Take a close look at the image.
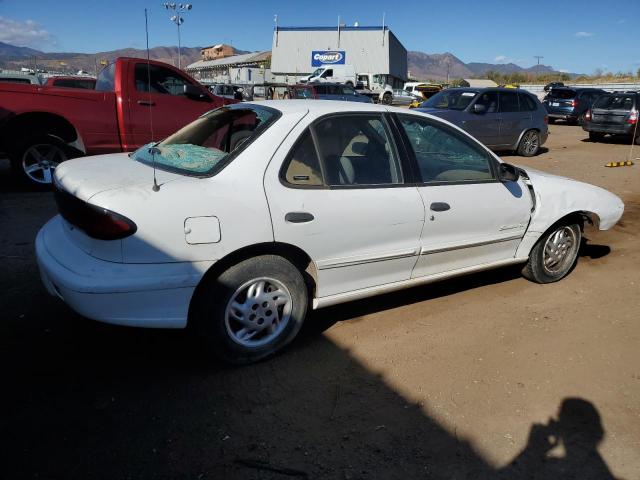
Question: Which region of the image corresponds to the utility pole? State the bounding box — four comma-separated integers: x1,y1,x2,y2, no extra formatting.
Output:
163,3,193,70
534,55,544,80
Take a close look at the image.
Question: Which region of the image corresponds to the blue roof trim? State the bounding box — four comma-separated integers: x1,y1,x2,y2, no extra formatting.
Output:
275,26,388,31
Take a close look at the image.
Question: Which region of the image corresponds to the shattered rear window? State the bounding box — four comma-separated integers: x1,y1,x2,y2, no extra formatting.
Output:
132,105,280,176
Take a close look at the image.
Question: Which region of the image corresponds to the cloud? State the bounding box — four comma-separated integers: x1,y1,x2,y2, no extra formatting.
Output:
574,31,594,37
559,69,569,73
494,55,511,63
0,16,55,48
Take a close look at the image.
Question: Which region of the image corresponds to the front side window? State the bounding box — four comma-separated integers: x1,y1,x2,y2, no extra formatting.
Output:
132,105,279,176
474,91,499,113
134,63,191,95
423,90,479,110
499,91,520,112
313,115,403,186
398,115,494,183
321,69,333,78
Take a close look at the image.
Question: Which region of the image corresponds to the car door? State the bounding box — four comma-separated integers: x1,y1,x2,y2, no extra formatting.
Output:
263,112,425,298
127,62,213,148
394,113,532,278
462,91,501,146
498,90,528,146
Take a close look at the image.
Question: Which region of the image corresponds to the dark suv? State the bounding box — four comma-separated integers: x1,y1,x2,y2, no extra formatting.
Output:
542,87,605,124
582,91,639,144
417,87,548,156
287,83,372,103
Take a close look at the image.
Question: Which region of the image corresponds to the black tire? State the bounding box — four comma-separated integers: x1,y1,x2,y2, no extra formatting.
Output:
522,221,582,284
345,81,354,88
9,133,72,187
192,255,308,364
382,93,392,105
516,129,540,157
589,131,605,142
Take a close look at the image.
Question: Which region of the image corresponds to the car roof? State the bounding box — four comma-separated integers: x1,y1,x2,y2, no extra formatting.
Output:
245,99,432,116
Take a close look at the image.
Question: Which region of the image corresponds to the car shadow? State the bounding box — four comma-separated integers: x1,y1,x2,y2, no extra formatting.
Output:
580,136,636,146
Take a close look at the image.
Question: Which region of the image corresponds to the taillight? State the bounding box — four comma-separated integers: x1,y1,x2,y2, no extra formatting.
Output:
627,110,638,124
571,99,578,108
585,110,592,121
54,187,137,240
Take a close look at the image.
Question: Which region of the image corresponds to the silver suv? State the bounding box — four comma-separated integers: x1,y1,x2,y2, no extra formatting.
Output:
417,88,549,156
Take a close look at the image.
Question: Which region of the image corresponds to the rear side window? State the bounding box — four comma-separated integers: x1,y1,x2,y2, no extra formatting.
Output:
499,91,520,112
282,130,324,187
96,63,115,91
314,85,328,95
519,93,537,111
313,115,403,186
398,115,494,183
474,92,499,113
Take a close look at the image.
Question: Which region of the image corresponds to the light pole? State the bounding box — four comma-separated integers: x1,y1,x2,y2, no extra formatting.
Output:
163,3,192,70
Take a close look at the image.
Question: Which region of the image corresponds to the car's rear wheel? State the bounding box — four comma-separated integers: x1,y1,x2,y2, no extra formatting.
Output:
517,130,540,157
192,255,308,364
522,221,581,284
382,92,392,105
10,134,72,187
589,131,605,142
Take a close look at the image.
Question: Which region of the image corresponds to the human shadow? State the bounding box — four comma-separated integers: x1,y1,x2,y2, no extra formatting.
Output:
497,398,618,480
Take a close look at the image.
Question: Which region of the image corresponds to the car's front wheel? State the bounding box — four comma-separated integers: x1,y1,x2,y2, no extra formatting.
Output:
193,255,308,364
517,129,540,157
522,221,582,283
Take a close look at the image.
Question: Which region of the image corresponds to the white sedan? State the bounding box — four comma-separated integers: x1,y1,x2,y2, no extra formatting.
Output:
36,101,624,363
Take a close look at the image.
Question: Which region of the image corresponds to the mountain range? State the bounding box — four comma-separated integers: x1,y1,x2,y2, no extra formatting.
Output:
0,41,574,79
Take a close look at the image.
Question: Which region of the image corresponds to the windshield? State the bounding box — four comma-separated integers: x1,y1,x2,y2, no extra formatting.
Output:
593,94,634,111
423,90,478,110
132,105,280,176
310,68,324,78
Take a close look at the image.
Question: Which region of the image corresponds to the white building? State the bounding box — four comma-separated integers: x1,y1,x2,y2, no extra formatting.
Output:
270,25,408,87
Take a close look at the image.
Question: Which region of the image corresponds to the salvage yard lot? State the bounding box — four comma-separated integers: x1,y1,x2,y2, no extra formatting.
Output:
0,124,639,478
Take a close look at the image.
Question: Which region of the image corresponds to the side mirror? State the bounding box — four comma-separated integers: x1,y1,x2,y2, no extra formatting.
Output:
498,163,520,182
472,103,486,114
184,84,205,100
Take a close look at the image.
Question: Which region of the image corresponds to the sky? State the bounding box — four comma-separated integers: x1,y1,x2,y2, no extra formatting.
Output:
0,0,638,74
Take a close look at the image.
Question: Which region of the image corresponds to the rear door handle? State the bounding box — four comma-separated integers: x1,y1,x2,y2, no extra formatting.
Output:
137,100,155,106
430,202,450,212
285,212,315,223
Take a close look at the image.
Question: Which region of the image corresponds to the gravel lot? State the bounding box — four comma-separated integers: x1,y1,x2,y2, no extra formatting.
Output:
0,124,639,479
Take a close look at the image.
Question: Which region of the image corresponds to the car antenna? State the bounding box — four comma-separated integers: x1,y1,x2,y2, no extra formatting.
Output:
145,8,160,192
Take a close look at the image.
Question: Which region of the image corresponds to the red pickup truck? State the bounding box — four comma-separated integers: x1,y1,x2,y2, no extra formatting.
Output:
0,57,232,186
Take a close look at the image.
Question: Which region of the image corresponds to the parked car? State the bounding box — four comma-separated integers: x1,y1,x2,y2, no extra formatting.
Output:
543,81,565,92
299,64,356,86
36,101,624,364
0,57,233,186
210,84,245,101
287,83,372,103
0,73,41,85
43,76,96,89
417,87,548,156
542,87,605,124
582,92,640,144
392,89,419,106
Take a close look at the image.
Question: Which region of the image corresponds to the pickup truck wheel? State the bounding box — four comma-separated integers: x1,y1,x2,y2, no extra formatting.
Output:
517,130,540,157
192,255,308,364
522,222,581,284
10,134,71,187
382,92,392,105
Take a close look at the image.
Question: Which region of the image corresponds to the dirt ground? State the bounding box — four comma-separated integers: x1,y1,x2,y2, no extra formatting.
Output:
0,124,639,479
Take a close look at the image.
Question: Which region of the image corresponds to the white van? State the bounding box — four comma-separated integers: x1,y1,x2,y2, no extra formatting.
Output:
300,65,356,86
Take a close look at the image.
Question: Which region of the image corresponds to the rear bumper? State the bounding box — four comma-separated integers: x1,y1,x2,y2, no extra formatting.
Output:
36,216,214,328
583,123,634,135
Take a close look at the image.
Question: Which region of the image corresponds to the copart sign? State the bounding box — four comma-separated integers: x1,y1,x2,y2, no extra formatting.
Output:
311,51,346,67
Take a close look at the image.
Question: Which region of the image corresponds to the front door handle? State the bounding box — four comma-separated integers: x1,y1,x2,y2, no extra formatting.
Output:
137,100,156,106
285,212,315,223
430,202,451,212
